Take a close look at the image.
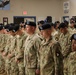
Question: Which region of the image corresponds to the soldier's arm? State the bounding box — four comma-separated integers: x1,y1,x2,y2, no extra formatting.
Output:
0,35,5,52
34,38,41,75
62,36,71,58
2,35,11,56
35,38,41,68
4,36,12,56
52,42,63,75
16,36,26,60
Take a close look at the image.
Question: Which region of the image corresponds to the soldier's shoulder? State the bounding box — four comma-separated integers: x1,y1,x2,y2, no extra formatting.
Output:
59,33,63,38
33,33,42,41
15,35,20,39
69,51,76,56
49,39,59,47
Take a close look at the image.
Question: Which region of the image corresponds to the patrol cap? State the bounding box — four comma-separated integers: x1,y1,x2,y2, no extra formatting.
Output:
8,26,14,31
4,25,10,29
38,20,44,25
0,25,3,30
0,25,5,30
55,21,60,24
71,34,76,41
51,23,54,26
0,23,3,25
5,25,10,32
64,20,69,25
70,21,75,24
58,23,67,29
70,18,75,21
26,21,36,27
39,23,51,30
64,20,69,27
13,25,20,32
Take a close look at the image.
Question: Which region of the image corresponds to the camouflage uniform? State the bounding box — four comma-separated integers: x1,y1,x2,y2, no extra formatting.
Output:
39,36,63,75
67,51,76,75
51,29,59,41
24,33,41,75
0,33,6,75
52,29,61,41
68,27,76,34
59,31,71,75
4,34,12,75
15,33,27,75
10,35,19,75
4,34,15,75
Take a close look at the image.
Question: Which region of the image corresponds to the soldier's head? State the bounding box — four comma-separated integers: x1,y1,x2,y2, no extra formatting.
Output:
4,25,11,34
25,21,36,35
71,34,76,51
37,20,44,27
19,22,25,32
0,25,5,34
39,23,52,39
59,23,68,34
54,21,60,29
13,24,22,35
70,21,75,28
7,25,15,36
64,20,69,28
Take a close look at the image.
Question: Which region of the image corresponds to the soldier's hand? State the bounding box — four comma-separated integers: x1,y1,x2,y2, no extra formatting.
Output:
2,52,7,56
17,60,20,63
15,58,20,63
7,54,12,59
36,69,40,75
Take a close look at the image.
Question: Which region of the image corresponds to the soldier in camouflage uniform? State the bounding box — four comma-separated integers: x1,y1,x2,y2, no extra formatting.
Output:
24,21,41,75
59,23,72,75
68,20,76,34
67,34,76,75
9,25,20,75
38,23,63,75
37,20,45,41
51,23,59,41
4,25,19,75
3,25,16,75
15,24,27,75
0,25,6,75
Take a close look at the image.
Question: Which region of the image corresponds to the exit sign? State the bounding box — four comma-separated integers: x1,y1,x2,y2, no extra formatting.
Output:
23,11,27,15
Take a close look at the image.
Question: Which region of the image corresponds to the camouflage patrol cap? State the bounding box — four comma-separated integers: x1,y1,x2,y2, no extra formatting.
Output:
26,21,36,27
71,34,76,41
39,23,51,30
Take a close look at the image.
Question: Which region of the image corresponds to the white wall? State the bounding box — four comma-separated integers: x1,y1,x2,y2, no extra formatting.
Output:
0,0,63,23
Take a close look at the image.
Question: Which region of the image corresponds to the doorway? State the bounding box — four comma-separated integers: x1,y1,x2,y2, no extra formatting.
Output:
13,16,36,24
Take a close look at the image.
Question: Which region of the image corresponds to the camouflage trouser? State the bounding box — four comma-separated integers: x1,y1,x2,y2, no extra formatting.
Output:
40,68,55,75
0,54,6,75
68,72,76,75
18,61,25,75
0,72,7,75
5,59,11,75
25,68,36,75
63,58,68,75
10,58,19,75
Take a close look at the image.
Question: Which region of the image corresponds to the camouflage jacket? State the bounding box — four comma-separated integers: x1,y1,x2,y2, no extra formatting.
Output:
39,36,63,75
24,33,41,69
